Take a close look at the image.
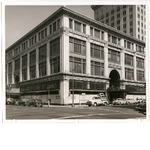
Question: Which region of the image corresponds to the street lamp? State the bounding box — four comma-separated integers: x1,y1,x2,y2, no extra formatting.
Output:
71,64,81,107
8,84,12,98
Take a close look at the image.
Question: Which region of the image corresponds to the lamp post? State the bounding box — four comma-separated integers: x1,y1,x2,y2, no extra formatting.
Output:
8,84,12,98
71,64,81,107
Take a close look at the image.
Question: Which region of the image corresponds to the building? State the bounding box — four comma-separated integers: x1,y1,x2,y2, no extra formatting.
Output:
91,5,146,41
5,6,146,105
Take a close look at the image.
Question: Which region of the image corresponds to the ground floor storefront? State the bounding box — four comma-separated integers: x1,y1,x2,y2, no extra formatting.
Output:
18,73,146,105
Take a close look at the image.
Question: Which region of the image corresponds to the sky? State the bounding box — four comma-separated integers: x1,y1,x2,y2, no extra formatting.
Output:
5,5,94,49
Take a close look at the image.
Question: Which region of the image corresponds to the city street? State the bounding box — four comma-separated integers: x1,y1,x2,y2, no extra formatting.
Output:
6,104,146,120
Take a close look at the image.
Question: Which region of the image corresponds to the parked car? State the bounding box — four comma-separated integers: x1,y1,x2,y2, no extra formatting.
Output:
136,98,145,103
28,99,43,107
112,98,126,105
86,96,108,107
22,99,29,106
15,99,26,106
136,101,146,112
6,98,13,105
125,99,136,105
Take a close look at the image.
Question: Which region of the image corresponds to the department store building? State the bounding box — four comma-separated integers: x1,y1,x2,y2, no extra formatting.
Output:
5,6,146,104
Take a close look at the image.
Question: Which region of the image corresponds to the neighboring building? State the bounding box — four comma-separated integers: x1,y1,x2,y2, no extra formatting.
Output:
91,5,146,41
5,6,146,105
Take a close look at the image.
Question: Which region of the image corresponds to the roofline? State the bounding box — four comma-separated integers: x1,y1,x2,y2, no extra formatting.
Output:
91,5,103,11
6,5,145,53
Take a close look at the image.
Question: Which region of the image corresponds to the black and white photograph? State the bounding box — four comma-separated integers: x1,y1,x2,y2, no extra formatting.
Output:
1,1,150,150
4,4,148,121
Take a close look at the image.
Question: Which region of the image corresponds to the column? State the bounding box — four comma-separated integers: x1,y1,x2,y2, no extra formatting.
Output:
27,53,30,80
61,33,69,73
134,55,137,81
104,31,108,41
121,51,125,80
47,42,50,75
36,48,39,78
62,15,69,28
60,80,69,105
20,56,22,82
133,43,136,52
12,60,15,84
86,40,90,75
104,46,108,78
120,38,124,47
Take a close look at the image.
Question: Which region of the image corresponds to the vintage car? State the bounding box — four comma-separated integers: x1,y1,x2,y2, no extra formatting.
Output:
136,101,146,112
125,99,136,105
112,98,126,105
15,99,26,106
28,99,43,107
6,98,14,105
86,96,108,107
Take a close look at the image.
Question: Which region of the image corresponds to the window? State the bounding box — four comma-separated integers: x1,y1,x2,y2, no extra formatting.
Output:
106,13,109,17
50,25,52,34
137,70,144,81
137,7,140,11
136,57,144,68
117,20,120,24
111,22,114,27
136,45,144,53
138,14,140,18
130,14,133,19
8,62,12,74
130,28,133,33
14,46,20,55
125,68,134,80
106,19,109,24
123,5,126,9
69,56,86,74
22,54,27,68
130,21,133,26
123,17,126,22
50,37,60,57
141,30,143,34
127,41,131,49
8,51,12,60
123,24,126,28
90,43,104,59
69,37,86,55
101,31,104,40
8,74,12,84
117,26,120,30
117,14,120,18
90,27,93,36
94,29,100,38
74,21,81,32
39,44,47,61
83,24,86,33
22,41,28,51
15,58,20,71
108,49,120,63
125,54,133,66
111,10,114,14
141,9,143,14
111,16,114,21
57,19,60,30
38,28,47,41
117,7,120,12
53,22,56,32
129,7,133,12
138,21,140,25
30,50,36,66
39,61,46,77
29,35,36,46
112,36,117,44
138,35,140,39
50,57,60,74
22,68,27,81
91,61,104,76
123,10,126,15
141,23,143,27
69,19,73,29
30,65,36,79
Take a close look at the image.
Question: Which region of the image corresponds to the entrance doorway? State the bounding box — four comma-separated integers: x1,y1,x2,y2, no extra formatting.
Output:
109,70,120,88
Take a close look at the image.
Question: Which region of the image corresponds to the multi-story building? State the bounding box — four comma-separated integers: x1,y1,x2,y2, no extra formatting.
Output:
91,5,146,41
5,6,146,105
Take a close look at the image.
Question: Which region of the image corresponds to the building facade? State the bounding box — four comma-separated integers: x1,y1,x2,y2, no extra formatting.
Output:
91,5,146,41
5,6,146,105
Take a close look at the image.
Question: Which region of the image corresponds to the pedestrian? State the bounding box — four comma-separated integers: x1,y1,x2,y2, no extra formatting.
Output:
48,99,51,107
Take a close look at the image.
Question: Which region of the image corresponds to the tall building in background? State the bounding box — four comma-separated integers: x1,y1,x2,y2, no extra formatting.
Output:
91,5,146,41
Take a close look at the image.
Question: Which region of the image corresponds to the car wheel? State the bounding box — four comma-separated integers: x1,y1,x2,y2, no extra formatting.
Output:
104,103,107,106
93,103,97,107
88,105,91,107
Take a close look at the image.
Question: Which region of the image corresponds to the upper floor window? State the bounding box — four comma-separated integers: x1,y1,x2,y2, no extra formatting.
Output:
111,10,114,14
39,44,47,61
22,41,28,51
129,7,133,12
117,7,120,12
83,24,86,34
74,21,81,32
8,51,13,60
108,49,120,63
50,37,60,57
15,58,20,71
136,57,144,69
125,54,133,66
69,19,73,29
22,54,27,68
38,28,47,41
14,46,20,55
94,29,100,38
136,45,144,53
8,62,12,73
90,27,93,36
29,35,36,46
30,50,36,66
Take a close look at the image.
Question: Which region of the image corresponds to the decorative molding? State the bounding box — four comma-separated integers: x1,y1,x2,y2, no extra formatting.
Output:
108,63,121,70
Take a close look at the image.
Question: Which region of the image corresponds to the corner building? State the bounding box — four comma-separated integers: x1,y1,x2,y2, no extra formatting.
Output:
5,6,146,105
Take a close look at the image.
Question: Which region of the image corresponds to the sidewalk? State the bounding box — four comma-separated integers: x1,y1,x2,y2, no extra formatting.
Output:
42,104,87,108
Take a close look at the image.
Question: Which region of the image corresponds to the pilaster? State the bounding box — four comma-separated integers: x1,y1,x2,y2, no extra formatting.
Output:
47,42,50,75
134,55,137,81
86,40,91,75
12,60,15,84
121,51,125,80
36,48,39,78
27,53,30,80
104,46,108,77
20,56,22,82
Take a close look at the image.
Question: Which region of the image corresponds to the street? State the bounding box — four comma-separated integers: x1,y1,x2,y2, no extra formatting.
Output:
6,104,146,120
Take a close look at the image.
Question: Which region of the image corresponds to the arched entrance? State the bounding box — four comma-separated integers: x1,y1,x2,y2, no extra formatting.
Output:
15,75,20,84
109,70,120,88
107,70,121,103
